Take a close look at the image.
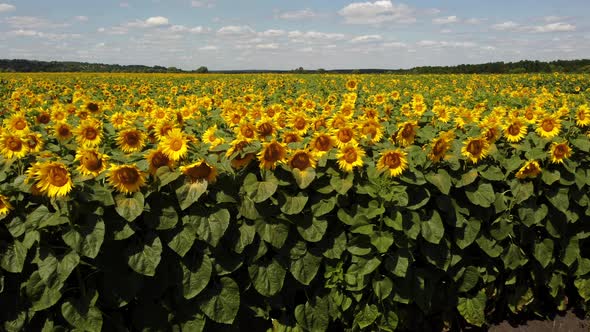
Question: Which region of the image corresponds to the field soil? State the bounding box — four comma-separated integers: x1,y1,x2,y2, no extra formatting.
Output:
488,311,590,332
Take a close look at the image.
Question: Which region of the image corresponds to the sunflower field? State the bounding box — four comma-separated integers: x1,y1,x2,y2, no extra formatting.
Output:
0,72,589,331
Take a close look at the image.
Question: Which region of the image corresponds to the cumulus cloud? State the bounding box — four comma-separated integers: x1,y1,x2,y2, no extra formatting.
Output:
7,29,81,40
417,40,477,48
338,0,416,24
199,45,218,51
288,30,346,41
0,3,16,12
492,21,575,33
492,21,520,31
217,25,255,36
532,22,575,33
126,16,169,28
278,8,317,20
169,25,209,33
350,34,383,43
432,16,459,24
256,43,279,49
382,41,407,48
258,29,286,37
3,16,70,29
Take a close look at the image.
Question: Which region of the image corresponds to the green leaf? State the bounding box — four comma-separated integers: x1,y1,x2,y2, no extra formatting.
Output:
533,239,554,268
547,187,569,214
476,234,503,258
246,178,278,203
167,225,196,257
295,298,330,332
466,183,495,208
239,196,260,220
386,249,412,278
426,169,451,194
199,277,240,325
370,231,394,253
234,222,256,254
563,237,579,267
290,251,322,285
502,243,528,270
330,172,354,195
571,137,590,152
127,234,162,276
455,218,481,249
61,292,102,332
372,276,393,300
292,168,316,189
311,197,336,217
26,271,63,312
62,218,105,259
542,169,561,185
248,258,286,297
575,277,590,301
181,254,212,299
281,193,308,215
176,180,208,210
355,304,380,329
455,169,478,188
479,165,504,181
457,290,487,327
457,266,480,293
421,210,445,244
511,181,534,205
296,217,328,242
0,240,27,273
518,204,548,227
115,192,144,222
255,218,290,249
194,209,230,247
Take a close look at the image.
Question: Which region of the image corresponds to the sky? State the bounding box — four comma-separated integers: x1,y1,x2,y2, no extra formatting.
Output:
0,0,589,70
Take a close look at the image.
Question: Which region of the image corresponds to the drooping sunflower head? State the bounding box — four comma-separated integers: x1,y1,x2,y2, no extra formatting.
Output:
395,121,418,147
226,139,256,170
428,131,455,163
461,137,490,164
504,118,528,143
25,132,44,153
0,194,12,217
288,150,317,171
309,132,335,157
53,122,73,141
0,133,28,159
282,131,302,144
535,116,561,139
377,149,408,177
31,161,73,198
145,148,174,175
359,119,383,143
154,120,179,141
237,122,257,141
258,140,287,170
108,164,146,194
515,160,542,179
202,124,225,149
336,143,365,173
75,148,108,177
549,142,572,164
75,119,103,147
180,160,218,183
160,128,188,161
117,128,146,153
256,118,276,140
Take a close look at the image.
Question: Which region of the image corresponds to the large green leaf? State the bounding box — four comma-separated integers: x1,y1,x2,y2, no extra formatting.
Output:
61,292,102,332
181,254,212,299
281,193,308,215
256,218,290,249
115,192,144,222
248,258,286,296
466,182,495,208
176,180,208,210
62,217,105,259
193,209,230,247
421,210,444,244
533,239,554,268
167,225,197,257
295,298,330,332
457,266,480,293
426,169,451,195
199,277,240,325
127,234,162,276
355,304,380,329
0,240,27,273
372,276,393,300
457,290,487,327
296,217,328,242
455,218,481,250
290,251,322,285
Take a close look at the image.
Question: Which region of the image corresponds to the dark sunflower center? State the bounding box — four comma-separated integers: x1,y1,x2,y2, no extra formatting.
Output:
294,117,307,130
264,143,284,162
554,145,567,158
315,135,332,151
14,119,27,130
82,153,102,171
58,126,71,137
37,113,51,124
343,147,358,163
314,119,326,131
86,102,99,112
124,132,140,146
170,139,183,151
291,152,311,170
151,152,170,168
119,168,139,185
383,153,401,169
401,124,414,139
467,140,483,155
185,163,212,181
508,123,521,136
337,128,354,143
332,117,346,129
7,137,22,151
84,127,98,140
579,111,586,120
257,123,274,137
49,167,69,187
362,124,377,138
542,119,554,132
284,133,299,144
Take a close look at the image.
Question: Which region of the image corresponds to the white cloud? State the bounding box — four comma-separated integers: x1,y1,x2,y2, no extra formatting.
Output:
532,22,575,33
492,21,520,31
417,40,477,48
258,29,286,37
74,16,88,22
256,43,279,49
288,30,346,41
433,16,459,24
169,25,209,33
382,41,407,48
191,0,215,8
97,26,128,35
217,25,255,36
9,29,37,37
440,29,452,34
465,18,484,25
199,45,218,51
543,16,564,23
3,16,70,29
7,29,81,40
278,8,317,20
338,0,416,24
145,16,168,27
0,3,16,12
350,34,382,43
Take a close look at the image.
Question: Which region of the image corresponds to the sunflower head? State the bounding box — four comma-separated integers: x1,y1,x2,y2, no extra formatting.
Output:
108,164,146,194
336,143,365,173
54,122,73,141
146,148,175,175
549,142,572,164
515,160,542,179
310,132,335,157
461,137,490,164
36,111,51,125
258,140,287,170
536,116,561,139
0,133,28,159
117,128,146,153
75,148,108,177
377,149,408,177
0,194,12,217
180,160,218,183
504,118,527,143
288,150,317,171
75,119,103,147
575,105,590,127
202,125,224,149
396,121,418,147
282,131,302,144
30,161,73,198
160,128,188,161
428,131,455,163
5,112,30,134
25,132,44,153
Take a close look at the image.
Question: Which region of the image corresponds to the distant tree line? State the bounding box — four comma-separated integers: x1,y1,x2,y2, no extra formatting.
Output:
1,58,589,74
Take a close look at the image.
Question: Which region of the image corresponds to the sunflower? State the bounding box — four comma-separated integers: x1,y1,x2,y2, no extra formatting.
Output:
515,160,542,179
461,137,490,164
282,131,302,144
258,140,287,170
345,79,358,91
236,122,257,141
117,128,146,153
36,111,51,125
327,114,349,130
25,132,44,153
483,126,501,143
504,118,528,143
288,150,317,171
0,133,28,159
75,148,108,177
377,149,408,177
154,120,178,141
334,127,357,148
145,148,174,175
337,143,365,173
51,107,68,123
226,139,256,170
110,112,129,130
202,125,225,149
433,105,451,123
160,128,188,161
549,142,572,164
309,132,335,158
359,118,383,143
180,160,218,183
75,119,103,147
575,105,590,127
85,101,101,114
256,118,276,140
535,116,561,139
338,102,356,118
288,112,309,135
428,131,455,163
395,121,418,147
30,161,73,198
53,122,73,141
0,194,12,217
108,164,146,194
4,112,30,134
312,116,327,131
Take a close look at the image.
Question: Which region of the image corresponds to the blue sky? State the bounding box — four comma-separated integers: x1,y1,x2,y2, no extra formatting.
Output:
0,0,589,70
